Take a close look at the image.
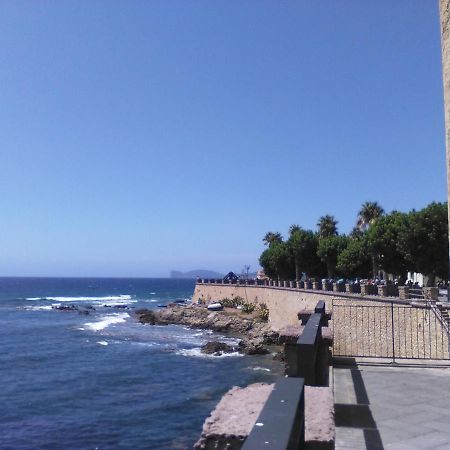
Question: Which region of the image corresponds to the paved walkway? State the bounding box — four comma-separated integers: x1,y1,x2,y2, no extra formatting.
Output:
334,360,450,449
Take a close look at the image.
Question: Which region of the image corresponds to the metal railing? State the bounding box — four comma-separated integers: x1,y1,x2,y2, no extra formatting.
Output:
332,300,450,361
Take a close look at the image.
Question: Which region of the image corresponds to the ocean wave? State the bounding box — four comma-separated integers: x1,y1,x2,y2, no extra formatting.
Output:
175,348,243,358
97,341,109,346
252,367,271,372
26,295,135,305
84,313,130,332
20,305,56,311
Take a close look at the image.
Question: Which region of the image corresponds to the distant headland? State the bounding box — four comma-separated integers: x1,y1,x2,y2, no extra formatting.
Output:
170,270,224,279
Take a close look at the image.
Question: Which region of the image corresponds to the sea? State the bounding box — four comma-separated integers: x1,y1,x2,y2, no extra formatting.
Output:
0,277,282,450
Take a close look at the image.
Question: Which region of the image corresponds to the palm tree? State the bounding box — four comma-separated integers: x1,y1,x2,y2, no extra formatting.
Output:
357,201,384,231
356,201,384,277
288,224,301,236
317,215,338,238
263,231,283,247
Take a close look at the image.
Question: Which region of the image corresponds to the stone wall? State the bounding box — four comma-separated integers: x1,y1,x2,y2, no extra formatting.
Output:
193,283,343,330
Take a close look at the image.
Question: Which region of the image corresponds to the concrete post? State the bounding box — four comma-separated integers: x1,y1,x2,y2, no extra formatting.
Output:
423,287,439,300
377,285,388,297
345,283,353,294
440,0,450,289
312,281,322,290
398,286,410,300
361,284,371,296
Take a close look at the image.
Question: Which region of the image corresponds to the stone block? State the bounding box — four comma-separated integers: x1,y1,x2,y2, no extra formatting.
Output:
398,286,410,300
423,287,439,300
313,281,322,290
305,386,335,450
194,383,274,450
377,285,388,297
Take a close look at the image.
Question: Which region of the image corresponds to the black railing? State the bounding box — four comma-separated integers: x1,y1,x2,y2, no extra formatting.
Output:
243,301,329,449
333,300,450,361
242,377,305,450
285,300,329,385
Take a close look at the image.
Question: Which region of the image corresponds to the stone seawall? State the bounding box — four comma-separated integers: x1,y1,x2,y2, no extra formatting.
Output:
192,283,342,330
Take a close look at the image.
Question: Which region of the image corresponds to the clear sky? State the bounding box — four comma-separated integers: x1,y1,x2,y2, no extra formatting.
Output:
0,1,446,277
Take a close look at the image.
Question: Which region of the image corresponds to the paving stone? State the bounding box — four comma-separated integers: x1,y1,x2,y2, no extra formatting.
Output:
334,363,450,449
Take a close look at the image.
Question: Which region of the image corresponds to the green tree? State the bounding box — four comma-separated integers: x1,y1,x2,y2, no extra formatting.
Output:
317,215,338,238
398,202,448,286
366,211,410,278
336,236,372,279
262,231,283,247
317,235,349,278
288,229,325,280
356,201,385,277
259,242,294,280
357,201,385,231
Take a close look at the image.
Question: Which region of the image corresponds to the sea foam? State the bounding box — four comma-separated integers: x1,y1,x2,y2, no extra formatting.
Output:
175,348,243,358
26,295,135,305
84,313,130,332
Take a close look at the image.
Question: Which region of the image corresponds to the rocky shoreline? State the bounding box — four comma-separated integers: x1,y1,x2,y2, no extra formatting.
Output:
135,304,281,356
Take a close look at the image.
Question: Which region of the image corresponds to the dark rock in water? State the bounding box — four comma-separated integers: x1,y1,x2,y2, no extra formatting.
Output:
157,304,167,308
273,350,285,362
174,299,186,304
78,310,90,315
135,309,162,325
239,343,270,355
52,305,78,311
113,304,128,309
201,341,234,355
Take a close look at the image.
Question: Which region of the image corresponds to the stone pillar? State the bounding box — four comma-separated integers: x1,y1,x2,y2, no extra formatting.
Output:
361,284,371,296
377,285,388,297
312,281,322,290
289,281,295,288
398,286,410,300
345,283,353,294
423,287,439,300
441,1,450,273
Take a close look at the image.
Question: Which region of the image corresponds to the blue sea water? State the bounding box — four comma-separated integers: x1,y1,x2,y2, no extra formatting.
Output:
0,278,282,450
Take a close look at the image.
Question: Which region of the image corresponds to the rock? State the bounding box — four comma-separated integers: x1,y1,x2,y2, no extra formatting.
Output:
135,305,278,357
201,341,234,355
238,341,270,355
272,350,285,362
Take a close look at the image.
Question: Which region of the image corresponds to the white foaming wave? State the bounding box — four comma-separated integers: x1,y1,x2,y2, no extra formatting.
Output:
150,292,156,295
84,313,129,332
26,295,134,304
252,367,271,372
21,305,55,311
149,300,158,303
176,348,243,358
97,341,108,346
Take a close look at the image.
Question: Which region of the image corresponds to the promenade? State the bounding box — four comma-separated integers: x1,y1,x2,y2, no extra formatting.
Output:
334,360,450,449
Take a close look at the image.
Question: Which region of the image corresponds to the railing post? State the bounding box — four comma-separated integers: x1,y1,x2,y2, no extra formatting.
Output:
391,301,395,363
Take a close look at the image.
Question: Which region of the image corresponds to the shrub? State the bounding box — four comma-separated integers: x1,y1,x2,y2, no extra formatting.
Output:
258,303,269,322
241,302,255,314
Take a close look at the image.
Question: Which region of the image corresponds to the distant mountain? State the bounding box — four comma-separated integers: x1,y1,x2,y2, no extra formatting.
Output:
170,270,224,279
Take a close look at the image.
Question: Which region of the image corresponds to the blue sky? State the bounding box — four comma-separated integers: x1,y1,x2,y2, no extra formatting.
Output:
0,1,446,277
